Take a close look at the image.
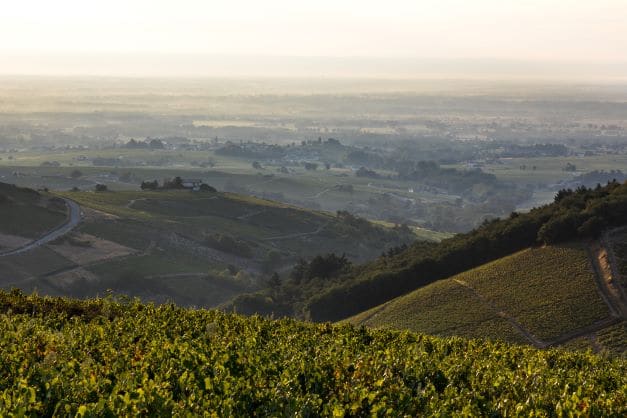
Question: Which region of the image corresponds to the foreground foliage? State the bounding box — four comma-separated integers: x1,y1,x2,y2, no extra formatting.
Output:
0,291,625,416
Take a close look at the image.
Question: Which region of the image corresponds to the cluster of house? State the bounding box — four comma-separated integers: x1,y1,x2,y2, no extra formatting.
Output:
181,179,203,191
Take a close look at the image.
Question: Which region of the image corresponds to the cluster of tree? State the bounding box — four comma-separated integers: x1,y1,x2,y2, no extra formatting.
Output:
305,180,627,321
355,167,379,178
563,162,577,172
140,177,216,192
226,253,353,317
40,161,60,167
290,253,352,284
162,177,185,189
125,138,165,149
303,162,318,171
204,233,253,258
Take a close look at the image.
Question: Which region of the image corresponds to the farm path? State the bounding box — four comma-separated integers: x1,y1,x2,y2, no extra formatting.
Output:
452,278,546,348
261,222,330,241
588,240,627,320
453,277,622,349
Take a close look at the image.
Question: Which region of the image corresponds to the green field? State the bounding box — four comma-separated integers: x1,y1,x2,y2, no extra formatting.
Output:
0,290,624,416
349,244,613,349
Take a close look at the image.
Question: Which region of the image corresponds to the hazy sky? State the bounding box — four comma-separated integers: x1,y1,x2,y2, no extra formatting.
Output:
2,0,627,77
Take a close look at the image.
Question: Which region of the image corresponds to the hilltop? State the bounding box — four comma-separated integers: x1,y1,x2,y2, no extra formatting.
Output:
0,290,625,416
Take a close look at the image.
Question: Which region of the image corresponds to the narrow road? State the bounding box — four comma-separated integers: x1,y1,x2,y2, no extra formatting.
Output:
0,198,82,257
305,188,332,199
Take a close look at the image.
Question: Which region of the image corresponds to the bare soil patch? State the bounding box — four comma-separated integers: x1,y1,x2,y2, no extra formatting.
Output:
49,233,135,265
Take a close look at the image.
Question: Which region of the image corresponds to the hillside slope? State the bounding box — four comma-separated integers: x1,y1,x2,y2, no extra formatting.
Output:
0,290,625,416
307,181,627,322
348,243,627,355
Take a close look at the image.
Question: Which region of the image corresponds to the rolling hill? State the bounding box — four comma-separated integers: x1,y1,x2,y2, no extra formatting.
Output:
0,290,624,416
0,186,416,308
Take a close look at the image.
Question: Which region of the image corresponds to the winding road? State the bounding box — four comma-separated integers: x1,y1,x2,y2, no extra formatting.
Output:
0,198,82,257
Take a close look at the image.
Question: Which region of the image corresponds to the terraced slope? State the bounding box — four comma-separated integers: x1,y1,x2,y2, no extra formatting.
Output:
349,244,618,352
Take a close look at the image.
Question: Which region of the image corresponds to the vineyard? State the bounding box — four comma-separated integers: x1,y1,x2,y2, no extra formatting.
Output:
0,290,624,416
349,244,614,350
346,279,526,344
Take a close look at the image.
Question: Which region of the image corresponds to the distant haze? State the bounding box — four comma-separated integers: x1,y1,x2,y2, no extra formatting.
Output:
1,0,626,80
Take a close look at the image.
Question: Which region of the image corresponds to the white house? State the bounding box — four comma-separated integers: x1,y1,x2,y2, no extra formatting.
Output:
182,179,203,191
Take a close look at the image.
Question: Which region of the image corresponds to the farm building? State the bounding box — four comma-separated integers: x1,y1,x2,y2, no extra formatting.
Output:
182,179,203,191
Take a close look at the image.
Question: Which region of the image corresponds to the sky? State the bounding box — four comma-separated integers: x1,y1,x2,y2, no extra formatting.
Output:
1,0,626,78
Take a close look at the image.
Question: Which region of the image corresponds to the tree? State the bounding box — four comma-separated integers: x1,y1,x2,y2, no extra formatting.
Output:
252,161,262,170
267,272,281,288
162,176,184,189
141,180,159,190
199,183,217,192
304,162,318,171
563,162,577,172
290,253,351,283
70,169,83,179
355,167,378,178
149,139,165,149
95,184,108,192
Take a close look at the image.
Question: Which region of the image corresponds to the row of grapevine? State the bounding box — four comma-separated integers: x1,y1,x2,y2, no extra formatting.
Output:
0,290,625,416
